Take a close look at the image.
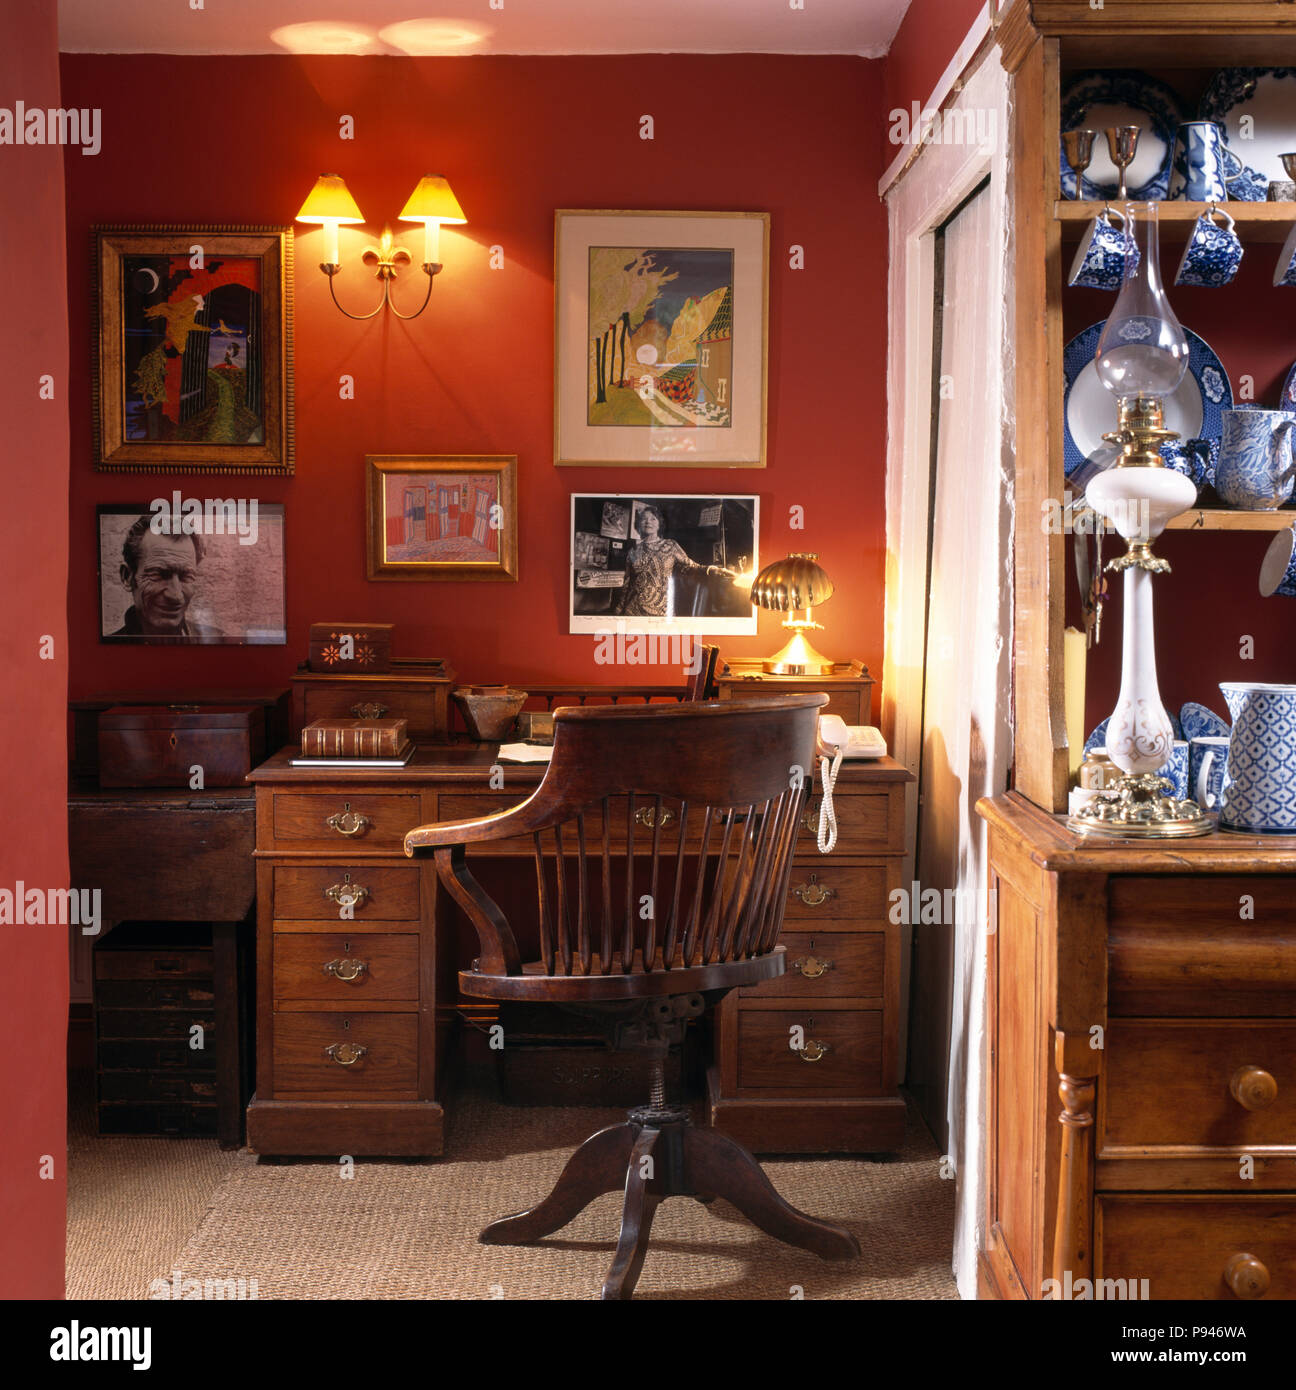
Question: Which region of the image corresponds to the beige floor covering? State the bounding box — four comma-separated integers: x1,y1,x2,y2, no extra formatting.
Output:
67,1073,958,1300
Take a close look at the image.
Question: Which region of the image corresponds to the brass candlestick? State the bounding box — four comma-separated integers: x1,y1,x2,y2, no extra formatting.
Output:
1063,129,1096,198
1105,126,1141,200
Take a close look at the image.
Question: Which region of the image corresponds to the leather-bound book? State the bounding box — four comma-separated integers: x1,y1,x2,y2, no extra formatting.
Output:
300,717,408,758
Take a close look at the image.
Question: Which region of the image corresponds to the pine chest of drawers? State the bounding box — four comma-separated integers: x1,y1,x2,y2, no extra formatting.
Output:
978,792,1296,1302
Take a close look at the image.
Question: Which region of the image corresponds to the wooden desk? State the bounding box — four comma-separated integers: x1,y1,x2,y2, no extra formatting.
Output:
247,744,911,1158
68,783,255,1147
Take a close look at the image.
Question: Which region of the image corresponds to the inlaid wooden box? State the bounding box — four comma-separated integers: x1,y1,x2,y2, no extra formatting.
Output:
97,704,265,788
307,622,395,674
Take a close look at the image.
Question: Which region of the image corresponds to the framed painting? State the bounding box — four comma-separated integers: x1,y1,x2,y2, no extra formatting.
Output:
366,455,519,582
93,225,294,474
98,501,286,645
554,210,769,467
569,493,758,634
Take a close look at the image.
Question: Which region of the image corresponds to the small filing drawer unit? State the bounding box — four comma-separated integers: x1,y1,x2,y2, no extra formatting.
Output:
707,758,913,1153
94,922,218,1136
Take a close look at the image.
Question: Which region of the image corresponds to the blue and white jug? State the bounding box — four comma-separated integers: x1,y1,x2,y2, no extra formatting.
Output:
1218,682,1296,832
1214,408,1296,510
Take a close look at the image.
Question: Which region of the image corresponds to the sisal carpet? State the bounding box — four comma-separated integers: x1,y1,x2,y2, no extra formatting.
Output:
67,1074,957,1300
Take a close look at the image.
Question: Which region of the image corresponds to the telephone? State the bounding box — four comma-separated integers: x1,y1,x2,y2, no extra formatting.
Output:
814,716,887,853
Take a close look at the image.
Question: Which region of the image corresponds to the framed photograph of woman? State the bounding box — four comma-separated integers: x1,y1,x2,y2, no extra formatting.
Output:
554,211,768,467
92,225,294,474
569,494,758,634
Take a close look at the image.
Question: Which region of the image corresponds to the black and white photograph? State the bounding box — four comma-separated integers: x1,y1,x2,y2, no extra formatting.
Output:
569,493,757,634
98,502,286,644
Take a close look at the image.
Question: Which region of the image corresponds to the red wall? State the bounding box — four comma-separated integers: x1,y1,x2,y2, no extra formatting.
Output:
1,1,70,1299
60,54,889,713
884,0,991,131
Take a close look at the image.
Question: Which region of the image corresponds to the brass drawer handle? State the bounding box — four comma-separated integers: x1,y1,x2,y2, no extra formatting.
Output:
324,876,369,910
797,1040,829,1063
350,702,388,718
1223,1252,1269,1300
324,1041,368,1067
635,805,676,829
791,954,834,979
1230,1065,1277,1111
801,802,822,834
791,874,836,908
323,957,368,982
326,808,372,837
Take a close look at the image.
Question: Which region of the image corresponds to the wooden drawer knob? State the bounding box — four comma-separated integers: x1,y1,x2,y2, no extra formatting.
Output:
1223,1252,1269,1300
1230,1065,1277,1111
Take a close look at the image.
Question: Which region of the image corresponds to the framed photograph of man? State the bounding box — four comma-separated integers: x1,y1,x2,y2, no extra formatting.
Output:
569,494,758,635
554,211,768,467
92,225,294,474
98,502,287,644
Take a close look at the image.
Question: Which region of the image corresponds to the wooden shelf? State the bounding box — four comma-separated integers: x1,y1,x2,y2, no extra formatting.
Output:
1166,508,1296,530
1056,201,1296,244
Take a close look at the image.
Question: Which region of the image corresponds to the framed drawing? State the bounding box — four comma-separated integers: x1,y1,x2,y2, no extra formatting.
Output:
93,225,294,474
366,454,519,581
554,210,769,467
569,493,758,634
98,502,286,644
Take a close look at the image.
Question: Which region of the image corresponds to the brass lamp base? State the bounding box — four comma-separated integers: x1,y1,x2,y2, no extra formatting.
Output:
763,626,835,677
1068,773,1214,839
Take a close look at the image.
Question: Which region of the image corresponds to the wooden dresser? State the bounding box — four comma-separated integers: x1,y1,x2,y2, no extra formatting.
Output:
247,743,911,1157
978,793,1296,1301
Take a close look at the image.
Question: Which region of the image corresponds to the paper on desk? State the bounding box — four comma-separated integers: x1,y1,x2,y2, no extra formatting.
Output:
497,742,553,763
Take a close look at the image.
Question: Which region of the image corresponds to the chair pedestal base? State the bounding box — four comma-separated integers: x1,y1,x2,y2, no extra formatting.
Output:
479,1110,860,1300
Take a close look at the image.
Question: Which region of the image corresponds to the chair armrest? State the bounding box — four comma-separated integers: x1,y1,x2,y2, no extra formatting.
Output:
403,787,566,856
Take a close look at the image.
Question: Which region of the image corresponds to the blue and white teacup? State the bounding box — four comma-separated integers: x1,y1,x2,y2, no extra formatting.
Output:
1174,207,1243,288
1259,523,1296,597
1159,436,1217,496
1190,736,1230,809
1159,740,1190,800
1069,207,1137,291
1275,222,1296,287
1169,121,1245,202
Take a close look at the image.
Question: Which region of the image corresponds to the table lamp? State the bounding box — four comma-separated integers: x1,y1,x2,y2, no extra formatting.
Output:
750,553,836,675
1069,201,1210,837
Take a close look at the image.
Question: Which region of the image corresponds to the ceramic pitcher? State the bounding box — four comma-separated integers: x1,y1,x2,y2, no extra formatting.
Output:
1218,682,1296,832
1213,408,1296,509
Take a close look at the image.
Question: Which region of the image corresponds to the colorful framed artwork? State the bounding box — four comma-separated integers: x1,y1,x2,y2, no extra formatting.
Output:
92,225,294,474
97,502,286,645
554,210,769,468
569,493,758,634
366,454,519,582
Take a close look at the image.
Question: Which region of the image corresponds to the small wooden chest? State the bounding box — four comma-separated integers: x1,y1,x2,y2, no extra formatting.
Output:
97,704,266,788
307,622,395,674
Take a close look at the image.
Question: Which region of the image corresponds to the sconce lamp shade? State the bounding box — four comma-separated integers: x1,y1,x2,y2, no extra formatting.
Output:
398,175,467,225
750,553,835,613
295,174,364,223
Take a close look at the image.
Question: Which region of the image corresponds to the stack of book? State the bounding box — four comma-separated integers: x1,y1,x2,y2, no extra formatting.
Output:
290,717,415,768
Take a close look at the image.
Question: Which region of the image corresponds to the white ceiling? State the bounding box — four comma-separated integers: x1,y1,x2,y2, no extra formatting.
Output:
58,0,913,57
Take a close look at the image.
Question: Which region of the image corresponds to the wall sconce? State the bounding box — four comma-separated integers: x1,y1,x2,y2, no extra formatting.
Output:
295,173,466,321
750,553,837,675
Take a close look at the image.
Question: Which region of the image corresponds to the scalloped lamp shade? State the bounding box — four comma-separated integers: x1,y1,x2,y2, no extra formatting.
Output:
295,174,364,223
398,175,467,225
749,554,836,676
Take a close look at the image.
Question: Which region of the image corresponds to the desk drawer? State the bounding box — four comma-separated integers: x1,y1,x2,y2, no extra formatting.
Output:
273,1012,417,1093
1098,1197,1296,1300
797,793,899,854
296,680,449,741
274,932,418,1001
436,794,704,855
1103,1020,1296,1151
272,865,420,921
741,932,883,1000
97,1009,215,1040
736,1009,882,1092
272,793,421,848
783,864,889,921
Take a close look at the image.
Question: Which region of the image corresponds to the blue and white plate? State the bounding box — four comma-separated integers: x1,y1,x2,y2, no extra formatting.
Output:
1061,71,1187,201
1281,360,1296,410
1200,68,1296,202
1179,701,1230,742
1064,321,1233,479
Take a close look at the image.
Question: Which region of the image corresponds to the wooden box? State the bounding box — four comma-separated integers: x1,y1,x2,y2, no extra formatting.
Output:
307,622,395,674
97,704,266,788
292,659,456,742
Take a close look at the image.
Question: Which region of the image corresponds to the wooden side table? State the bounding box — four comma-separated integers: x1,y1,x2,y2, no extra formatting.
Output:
715,658,876,727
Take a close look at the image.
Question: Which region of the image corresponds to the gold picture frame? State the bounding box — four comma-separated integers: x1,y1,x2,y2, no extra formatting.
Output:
554,210,769,468
92,224,294,474
365,454,519,582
